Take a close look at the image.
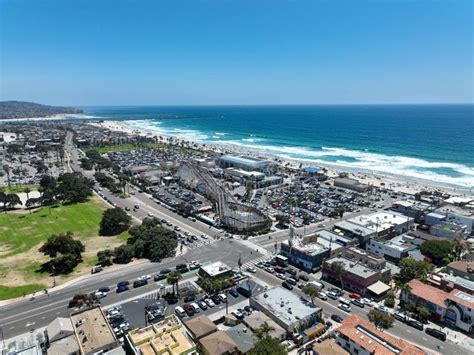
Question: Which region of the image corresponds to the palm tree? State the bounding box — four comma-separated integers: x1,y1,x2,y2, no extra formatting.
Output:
2,165,11,189
254,321,275,339
331,261,346,290
167,270,182,296
399,283,412,300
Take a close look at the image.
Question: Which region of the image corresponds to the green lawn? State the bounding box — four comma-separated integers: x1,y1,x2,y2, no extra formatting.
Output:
0,197,107,257
0,184,39,193
0,284,46,300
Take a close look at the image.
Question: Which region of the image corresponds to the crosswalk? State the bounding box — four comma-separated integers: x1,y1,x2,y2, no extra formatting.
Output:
183,238,219,250
240,255,273,271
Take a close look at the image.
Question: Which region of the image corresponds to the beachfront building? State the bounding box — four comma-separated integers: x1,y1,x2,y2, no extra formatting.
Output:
333,177,370,193
391,200,434,223
434,205,474,234
125,315,197,355
250,287,322,334
335,315,425,355
322,247,391,297
401,279,474,333
218,154,275,174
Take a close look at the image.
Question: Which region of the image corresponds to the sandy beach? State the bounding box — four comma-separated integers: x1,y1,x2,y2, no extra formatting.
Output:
88,120,473,197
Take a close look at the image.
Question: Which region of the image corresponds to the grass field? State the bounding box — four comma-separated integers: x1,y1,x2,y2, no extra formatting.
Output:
0,196,130,299
0,184,39,193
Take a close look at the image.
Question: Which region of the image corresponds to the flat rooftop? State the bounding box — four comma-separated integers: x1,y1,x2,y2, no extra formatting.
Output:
326,256,378,279
349,211,413,232
70,307,117,354
436,205,474,217
200,261,232,278
128,316,195,355
252,287,321,327
334,220,375,238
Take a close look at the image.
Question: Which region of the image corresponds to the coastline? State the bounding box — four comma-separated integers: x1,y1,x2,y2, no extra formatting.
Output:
0,113,97,122
88,120,473,196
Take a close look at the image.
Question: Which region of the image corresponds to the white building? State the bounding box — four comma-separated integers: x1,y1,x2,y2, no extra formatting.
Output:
348,211,414,239
366,235,417,263
434,205,474,234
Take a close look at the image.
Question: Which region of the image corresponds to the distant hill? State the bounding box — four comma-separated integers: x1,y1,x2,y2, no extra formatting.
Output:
0,101,83,120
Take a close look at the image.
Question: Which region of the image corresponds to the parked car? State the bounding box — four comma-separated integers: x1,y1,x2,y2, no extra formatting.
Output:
331,314,344,323
393,311,407,322
117,281,129,288
339,297,350,305
116,285,129,293
338,303,351,312
299,274,309,282
231,310,244,319
374,305,390,314
205,298,215,308
285,268,297,276
183,304,194,316
351,298,365,308
407,319,424,330
362,298,375,307
133,279,148,288
190,303,201,313
211,295,222,305
198,301,208,310
154,274,166,281
218,293,227,302
282,281,294,290
349,292,361,299
98,287,110,293
318,292,328,301
425,328,446,341
327,291,338,300
229,289,239,298
160,268,172,274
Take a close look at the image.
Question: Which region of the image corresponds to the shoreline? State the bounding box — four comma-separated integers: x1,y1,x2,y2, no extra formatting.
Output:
88,120,473,196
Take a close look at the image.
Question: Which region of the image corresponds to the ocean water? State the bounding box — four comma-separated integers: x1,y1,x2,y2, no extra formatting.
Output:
81,105,474,188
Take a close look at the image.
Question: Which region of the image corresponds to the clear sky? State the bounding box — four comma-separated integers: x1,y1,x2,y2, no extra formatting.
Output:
0,0,472,106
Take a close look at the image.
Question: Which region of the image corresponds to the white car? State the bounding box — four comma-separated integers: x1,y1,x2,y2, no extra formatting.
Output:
246,267,257,273
338,303,352,312
374,305,390,314
362,298,374,307
201,234,209,239
138,275,151,281
318,292,328,301
95,291,107,299
218,293,227,302
205,298,215,308
338,297,350,305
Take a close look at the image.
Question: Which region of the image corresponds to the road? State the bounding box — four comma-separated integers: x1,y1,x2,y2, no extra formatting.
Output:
0,134,468,354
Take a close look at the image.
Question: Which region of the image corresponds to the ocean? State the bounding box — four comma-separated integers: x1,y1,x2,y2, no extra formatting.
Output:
80,104,474,188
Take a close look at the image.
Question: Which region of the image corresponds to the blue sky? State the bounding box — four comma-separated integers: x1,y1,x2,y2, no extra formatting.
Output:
0,0,472,105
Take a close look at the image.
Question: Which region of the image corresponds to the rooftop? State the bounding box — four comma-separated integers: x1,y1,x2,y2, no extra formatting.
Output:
326,256,378,279
436,205,474,218
219,154,272,167
199,330,237,355
333,220,376,238
242,311,286,340
312,338,349,355
349,211,413,232
409,279,474,309
199,261,232,278
448,261,474,274
184,315,217,339
337,315,425,355
70,307,117,355
252,287,321,327
128,316,196,355
225,323,256,353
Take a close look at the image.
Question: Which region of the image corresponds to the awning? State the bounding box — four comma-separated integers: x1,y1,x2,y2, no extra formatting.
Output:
367,281,391,295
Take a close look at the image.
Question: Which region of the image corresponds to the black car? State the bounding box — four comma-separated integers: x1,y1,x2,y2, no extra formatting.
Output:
425,328,446,341
282,281,294,290
160,268,172,275
117,281,129,288
183,304,194,316
331,314,344,323
286,268,297,276
211,295,221,305
116,285,129,293
154,274,166,281
176,263,187,270
184,295,195,302
133,279,148,288
407,319,424,330
299,274,309,282
98,287,110,293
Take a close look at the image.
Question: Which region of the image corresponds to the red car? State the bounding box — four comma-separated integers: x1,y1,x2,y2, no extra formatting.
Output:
349,292,361,299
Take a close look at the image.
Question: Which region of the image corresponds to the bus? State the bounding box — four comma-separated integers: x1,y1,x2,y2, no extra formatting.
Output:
275,255,289,267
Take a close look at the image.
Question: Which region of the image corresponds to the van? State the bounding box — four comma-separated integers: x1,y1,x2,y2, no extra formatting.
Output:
309,281,324,290
219,293,227,302
425,328,446,341
91,265,103,274
191,303,200,313
174,306,186,318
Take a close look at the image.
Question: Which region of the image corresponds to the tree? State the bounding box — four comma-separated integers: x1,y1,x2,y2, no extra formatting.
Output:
99,208,132,236
302,283,319,304
167,270,182,296
275,214,290,227
1,193,21,212
2,165,11,188
113,244,134,264
420,240,453,266
39,175,57,192
97,249,114,266
39,232,85,274
367,309,395,329
396,258,432,284
249,322,287,355
330,261,346,290
302,212,312,225
415,306,430,323
384,296,395,308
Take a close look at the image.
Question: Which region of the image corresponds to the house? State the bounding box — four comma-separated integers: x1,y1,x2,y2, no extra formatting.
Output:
335,315,425,355
402,279,474,333
185,315,217,340
447,261,474,281
242,311,286,341
391,200,434,223
46,317,74,343
313,339,349,355
225,324,256,354
199,331,238,355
